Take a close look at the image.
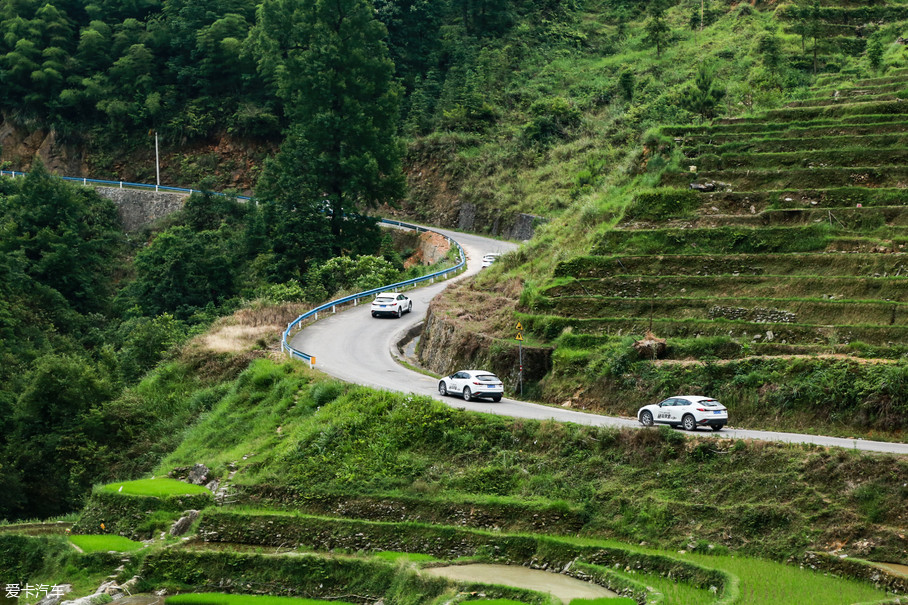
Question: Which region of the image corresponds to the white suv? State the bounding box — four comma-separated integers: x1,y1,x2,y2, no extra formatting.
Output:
638,396,728,431
439,370,504,402
371,293,412,318
481,253,501,268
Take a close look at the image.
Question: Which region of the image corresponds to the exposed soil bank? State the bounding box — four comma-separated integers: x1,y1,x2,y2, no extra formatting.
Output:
421,564,617,602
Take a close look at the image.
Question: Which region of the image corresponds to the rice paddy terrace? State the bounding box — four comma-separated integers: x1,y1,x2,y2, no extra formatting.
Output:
523,65,908,433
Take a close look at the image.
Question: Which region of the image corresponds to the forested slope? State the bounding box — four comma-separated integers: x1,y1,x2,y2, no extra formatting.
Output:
3,0,908,521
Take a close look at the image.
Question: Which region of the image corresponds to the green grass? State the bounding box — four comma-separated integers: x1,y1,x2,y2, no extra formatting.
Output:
565,536,895,605
569,599,636,605
166,594,357,605
68,534,144,553
372,551,441,563
98,477,211,497
682,553,892,605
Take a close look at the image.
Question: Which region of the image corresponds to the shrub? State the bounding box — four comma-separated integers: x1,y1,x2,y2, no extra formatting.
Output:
522,97,582,145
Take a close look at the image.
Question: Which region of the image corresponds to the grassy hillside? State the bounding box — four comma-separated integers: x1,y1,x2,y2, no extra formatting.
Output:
144,359,908,564
428,0,908,441
7,354,906,603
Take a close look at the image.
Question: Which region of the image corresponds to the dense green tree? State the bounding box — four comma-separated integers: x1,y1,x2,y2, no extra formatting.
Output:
0,162,122,315
374,0,444,91
251,0,406,256
181,189,246,232
116,313,185,383
124,226,236,317
866,36,884,73
305,255,400,299
5,353,116,519
643,6,670,58
756,30,784,88
679,63,725,119
452,0,515,37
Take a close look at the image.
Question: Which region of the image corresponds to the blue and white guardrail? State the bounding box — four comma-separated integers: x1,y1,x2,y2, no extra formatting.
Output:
0,168,465,368
0,169,253,200
281,218,466,365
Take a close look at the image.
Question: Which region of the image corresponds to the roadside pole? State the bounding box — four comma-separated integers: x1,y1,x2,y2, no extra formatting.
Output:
515,321,524,397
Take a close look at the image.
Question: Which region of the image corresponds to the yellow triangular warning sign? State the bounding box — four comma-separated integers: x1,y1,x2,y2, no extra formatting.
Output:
515,333,523,341
516,321,523,331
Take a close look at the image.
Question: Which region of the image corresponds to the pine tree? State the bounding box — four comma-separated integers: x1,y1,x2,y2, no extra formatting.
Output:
252,0,406,257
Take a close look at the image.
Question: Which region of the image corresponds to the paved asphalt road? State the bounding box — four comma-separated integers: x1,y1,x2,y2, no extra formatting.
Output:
290,225,908,456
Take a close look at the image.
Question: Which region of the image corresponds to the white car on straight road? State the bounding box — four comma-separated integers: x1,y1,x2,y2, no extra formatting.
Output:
439,370,504,402
638,395,728,431
371,292,412,318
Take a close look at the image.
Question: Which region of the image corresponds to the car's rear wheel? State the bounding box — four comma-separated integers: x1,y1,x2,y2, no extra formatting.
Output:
438,382,448,396
491,395,501,402
463,387,472,402
640,410,654,427
371,311,377,317
682,414,697,431
711,424,724,432
396,307,403,318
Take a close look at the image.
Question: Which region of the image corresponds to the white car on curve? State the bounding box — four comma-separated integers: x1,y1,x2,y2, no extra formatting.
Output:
439,370,504,402
371,292,412,318
638,395,728,431
481,253,501,268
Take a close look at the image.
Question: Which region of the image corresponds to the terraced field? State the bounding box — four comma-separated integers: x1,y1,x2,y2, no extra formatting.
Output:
525,69,908,433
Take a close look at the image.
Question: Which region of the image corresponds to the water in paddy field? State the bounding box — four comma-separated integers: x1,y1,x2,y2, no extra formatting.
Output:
876,562,908,577
421,564,618,602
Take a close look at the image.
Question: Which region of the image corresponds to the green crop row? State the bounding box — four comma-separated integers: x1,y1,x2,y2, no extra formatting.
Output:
553,253,908,279
695,147,908,171
592,225,835,255
814,72,908,87
686,122,908,144
226,488,587,535
539,295,908,326
682,133,908,156
71,487,214,539
191,509,734,597
762,100,908,122
666,116,908,139
654,207,908,231
785,92,901,109
766,187,908,208
141,549,518,605
634,187,908,214
550,331,908,361
542,275,908,303
661,165,908,190
709,111,908,129
634,206,908,231
518,312,908,346
810,82,908,97
624,189,702,221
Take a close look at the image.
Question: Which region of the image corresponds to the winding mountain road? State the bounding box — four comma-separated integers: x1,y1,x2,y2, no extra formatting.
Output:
290,225,908,456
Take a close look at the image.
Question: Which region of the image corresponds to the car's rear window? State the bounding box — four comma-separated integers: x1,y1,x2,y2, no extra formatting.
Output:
374,297,393,303
699,399,721,407
476,374,500,382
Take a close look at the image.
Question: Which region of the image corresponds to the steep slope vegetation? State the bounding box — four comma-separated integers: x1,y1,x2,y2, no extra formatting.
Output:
425,3,908,441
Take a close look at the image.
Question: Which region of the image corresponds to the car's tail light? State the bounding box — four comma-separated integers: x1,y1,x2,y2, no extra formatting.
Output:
696,407,707,411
